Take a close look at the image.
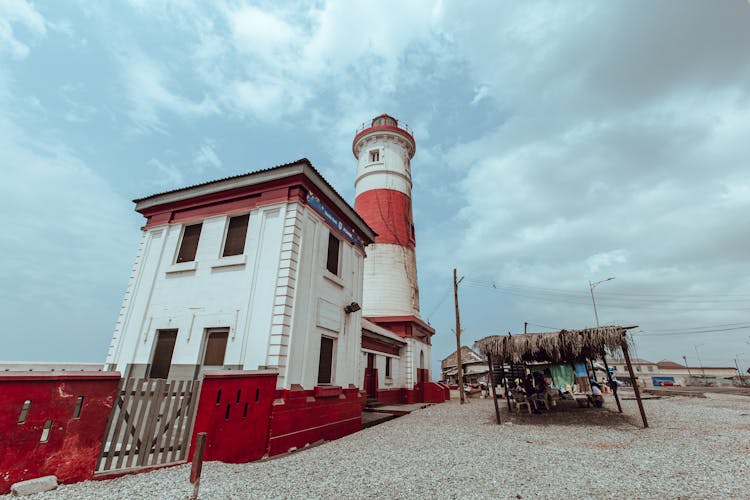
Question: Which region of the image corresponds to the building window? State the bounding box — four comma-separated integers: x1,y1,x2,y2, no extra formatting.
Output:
176,223,202,263
647,365,654,372
202,329,228,366
636,365,642,372
369,149,379,162
385,357,392,378
149,330,178,379
317,336,334,384
222,214,250,257
326,233,340,275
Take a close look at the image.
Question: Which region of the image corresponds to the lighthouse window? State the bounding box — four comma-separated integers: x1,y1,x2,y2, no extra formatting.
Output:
222,214,250,257
369,150,379,163
176,223,202,263
326,233,340,275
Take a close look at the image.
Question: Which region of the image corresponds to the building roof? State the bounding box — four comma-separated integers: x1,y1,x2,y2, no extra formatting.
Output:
133,158,377,243
609,357,656,365
656,360,685,369
441,346,485,370
361,318,407,345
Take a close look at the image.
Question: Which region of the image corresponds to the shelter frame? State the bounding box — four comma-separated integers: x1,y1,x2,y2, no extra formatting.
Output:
476,326,647,428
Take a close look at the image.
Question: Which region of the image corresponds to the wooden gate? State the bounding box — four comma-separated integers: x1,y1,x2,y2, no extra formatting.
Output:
96,378,201,474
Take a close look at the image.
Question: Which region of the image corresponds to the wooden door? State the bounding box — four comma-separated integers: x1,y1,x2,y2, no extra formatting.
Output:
364,353,377,398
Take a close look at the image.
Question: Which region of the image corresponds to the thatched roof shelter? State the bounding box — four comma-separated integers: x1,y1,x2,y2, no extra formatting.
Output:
476,325,649,429
475,326,633,364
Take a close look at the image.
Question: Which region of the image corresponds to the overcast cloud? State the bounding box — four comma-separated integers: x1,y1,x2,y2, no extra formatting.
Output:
1,1,749,375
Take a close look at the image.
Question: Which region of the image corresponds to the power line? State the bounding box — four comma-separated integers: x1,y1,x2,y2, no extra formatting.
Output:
463,279,750,302
634,325,750,337
424,285,453,323
461,281,750,311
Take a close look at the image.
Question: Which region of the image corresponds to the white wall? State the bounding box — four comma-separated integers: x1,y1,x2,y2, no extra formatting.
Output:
354,133,413,198
106,200,366,390
358,348,407,391
282,205,364,389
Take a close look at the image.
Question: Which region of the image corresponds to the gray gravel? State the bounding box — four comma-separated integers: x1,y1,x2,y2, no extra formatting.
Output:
25,393,750,499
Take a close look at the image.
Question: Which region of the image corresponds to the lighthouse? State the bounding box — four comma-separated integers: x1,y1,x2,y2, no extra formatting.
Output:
353,114,435,397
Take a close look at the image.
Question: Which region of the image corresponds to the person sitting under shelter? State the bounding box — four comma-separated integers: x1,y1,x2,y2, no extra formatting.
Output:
523,374,536,396
590,382,605,408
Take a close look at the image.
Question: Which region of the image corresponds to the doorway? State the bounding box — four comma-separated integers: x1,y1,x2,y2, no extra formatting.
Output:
364,353,378,398
148,329,177,379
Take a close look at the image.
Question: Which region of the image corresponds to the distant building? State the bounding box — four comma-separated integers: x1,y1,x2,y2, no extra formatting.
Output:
441,346,488,385
608,358,737,387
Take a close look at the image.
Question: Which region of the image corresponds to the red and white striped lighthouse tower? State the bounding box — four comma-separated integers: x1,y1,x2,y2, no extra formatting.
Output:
353,114,435,393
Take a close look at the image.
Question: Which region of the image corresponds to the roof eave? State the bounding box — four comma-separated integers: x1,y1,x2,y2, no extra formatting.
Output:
132,158,377,243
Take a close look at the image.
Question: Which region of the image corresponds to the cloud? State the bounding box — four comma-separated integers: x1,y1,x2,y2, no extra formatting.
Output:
0,0,46,59
193,141,222,170
147,157,184,187
586,250,628,275
470,85,489,105
117,47,217,132
0,74,137,360
113,0,449,126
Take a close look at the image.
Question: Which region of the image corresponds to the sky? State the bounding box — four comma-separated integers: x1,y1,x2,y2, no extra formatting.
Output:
2,1,750,378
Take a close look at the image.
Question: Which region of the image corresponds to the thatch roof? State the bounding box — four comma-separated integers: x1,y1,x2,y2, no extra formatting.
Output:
441,346,484,369
475,326,634,364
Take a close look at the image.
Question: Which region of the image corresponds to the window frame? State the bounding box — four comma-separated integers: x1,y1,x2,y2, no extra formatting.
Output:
368,149,380,163
326,232,341,276
385,357,392,378
201,328,229,367
148,329,178,379
221,213,250,258
317,335,336,385
175,222,203,263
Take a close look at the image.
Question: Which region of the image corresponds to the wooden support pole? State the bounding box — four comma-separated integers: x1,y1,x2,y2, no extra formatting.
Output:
601,352,622,413
622,341,649,428
190,432,207,500
486,353,501,425
453,268,465,404
500,363,512,412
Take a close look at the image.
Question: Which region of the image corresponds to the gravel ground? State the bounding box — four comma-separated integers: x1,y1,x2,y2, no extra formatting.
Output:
23,393,750,499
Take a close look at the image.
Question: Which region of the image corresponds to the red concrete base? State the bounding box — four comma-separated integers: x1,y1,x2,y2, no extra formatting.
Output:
268,385,364,456
375,388,405,404
423,382,448,403
189,371,278,464
0,372,121,494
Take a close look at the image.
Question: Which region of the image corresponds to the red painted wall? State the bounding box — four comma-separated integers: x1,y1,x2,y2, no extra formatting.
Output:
423,383,448,403
268,386,364,456
0,372,121,494
189,371,278,464
354,189,414,248
376,388,405,405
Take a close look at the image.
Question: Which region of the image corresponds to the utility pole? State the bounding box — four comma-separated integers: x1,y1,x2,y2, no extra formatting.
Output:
588,277,614,381
683,355,693,378
453,268,465,404
589,277,615,328
694,344,706,381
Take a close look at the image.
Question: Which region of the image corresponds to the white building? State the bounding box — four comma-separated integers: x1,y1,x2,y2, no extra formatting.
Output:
105,159,376,390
